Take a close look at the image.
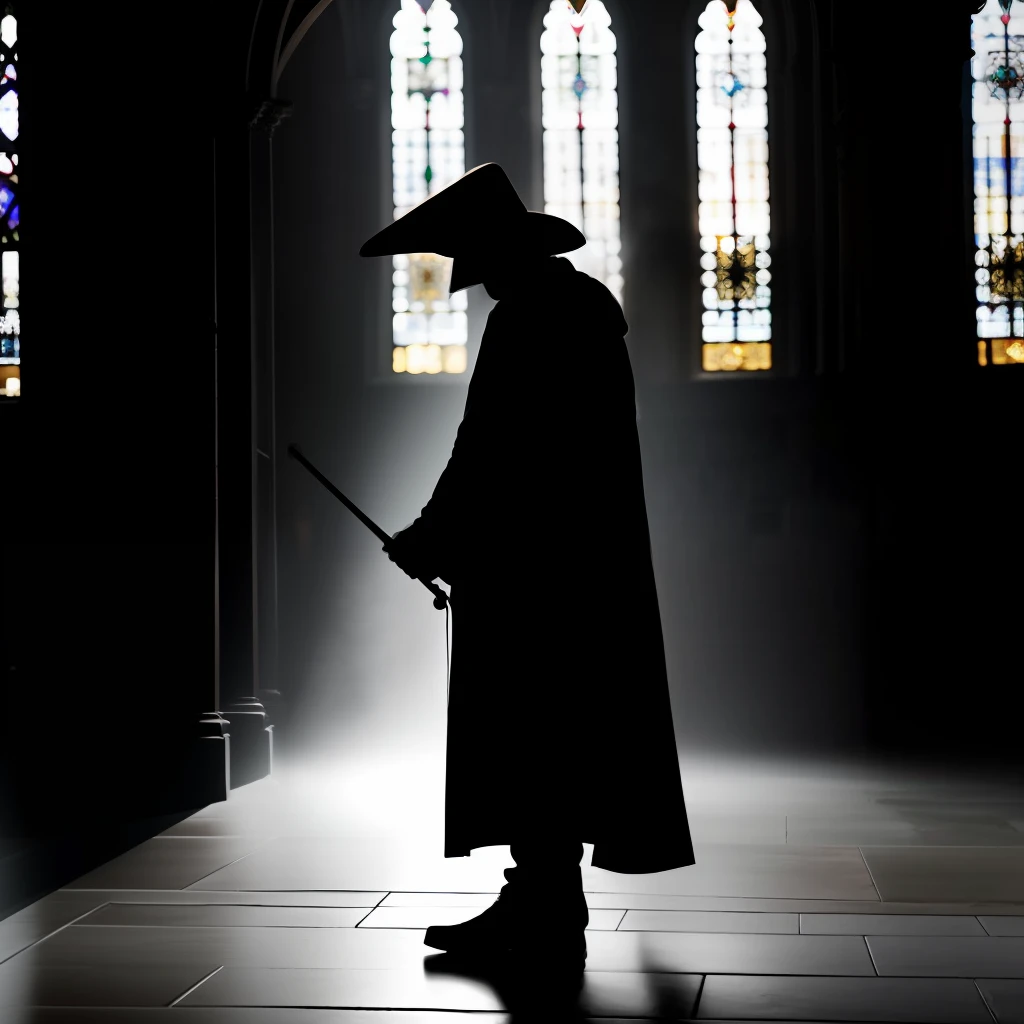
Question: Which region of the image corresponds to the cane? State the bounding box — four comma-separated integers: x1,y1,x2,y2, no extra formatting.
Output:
287,444,449,611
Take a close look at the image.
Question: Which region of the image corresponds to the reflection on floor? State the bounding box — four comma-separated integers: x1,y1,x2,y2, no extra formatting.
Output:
1,750,1023,1022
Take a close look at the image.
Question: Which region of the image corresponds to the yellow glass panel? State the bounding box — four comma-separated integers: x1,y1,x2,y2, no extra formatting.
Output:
978,340,989,366
405,343,443,374
442,345,467,374
393,343,467,375
702,342,772,372
991,338,1024,364
408,252,452,308
1,364,18,396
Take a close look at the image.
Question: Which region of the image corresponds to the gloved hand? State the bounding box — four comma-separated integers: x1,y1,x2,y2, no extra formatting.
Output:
384,525,437,583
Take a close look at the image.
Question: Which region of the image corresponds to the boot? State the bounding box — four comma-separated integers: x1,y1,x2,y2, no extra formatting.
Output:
423,864,588,963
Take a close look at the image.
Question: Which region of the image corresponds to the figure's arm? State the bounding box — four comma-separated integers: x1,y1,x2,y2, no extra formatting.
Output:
386,309,505,583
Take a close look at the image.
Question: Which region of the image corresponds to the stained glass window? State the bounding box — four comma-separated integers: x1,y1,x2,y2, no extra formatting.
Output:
540,0,622,304
0,7,17,399
972,0,1024,366
695,0,771,373
390,0,467,375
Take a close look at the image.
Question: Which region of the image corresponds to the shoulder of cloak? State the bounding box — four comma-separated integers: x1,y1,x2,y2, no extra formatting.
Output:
489,267,628,341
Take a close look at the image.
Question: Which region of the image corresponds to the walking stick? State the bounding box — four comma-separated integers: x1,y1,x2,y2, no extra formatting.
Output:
287,444,449,611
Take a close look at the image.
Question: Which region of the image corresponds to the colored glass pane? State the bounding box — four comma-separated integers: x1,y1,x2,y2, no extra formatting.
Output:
0,10,17,398
390,0,467,374
695,0,772,371
0,87,16,142
541,0,622,305
972,0,1024,366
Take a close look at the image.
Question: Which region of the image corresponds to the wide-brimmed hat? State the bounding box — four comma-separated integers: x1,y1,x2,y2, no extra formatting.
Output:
359,163,586,292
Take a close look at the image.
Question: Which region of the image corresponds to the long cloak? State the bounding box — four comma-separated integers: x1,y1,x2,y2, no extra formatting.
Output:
402,256,694,874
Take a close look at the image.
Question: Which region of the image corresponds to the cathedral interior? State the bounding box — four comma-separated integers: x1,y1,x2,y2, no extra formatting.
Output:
2,0,1023,1020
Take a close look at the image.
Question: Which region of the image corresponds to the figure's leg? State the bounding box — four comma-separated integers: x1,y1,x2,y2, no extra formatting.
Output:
507,836,588,924
423,837,588,962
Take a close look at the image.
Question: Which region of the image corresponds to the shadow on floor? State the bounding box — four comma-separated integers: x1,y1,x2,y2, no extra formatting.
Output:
424,950,589,1021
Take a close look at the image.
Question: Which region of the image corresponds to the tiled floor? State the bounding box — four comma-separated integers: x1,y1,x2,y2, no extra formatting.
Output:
0,751,1022,1023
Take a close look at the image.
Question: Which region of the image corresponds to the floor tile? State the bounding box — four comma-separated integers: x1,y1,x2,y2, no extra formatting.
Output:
582,930,875,975
7,756,1024,1020
0,925,53,964
189,838,878,901
177,966,504,1010
860,847,1024,902
578,970,703,1018
592,894,1024,915
800,914,986,936
59,888,385,907
357,905,624,931
619,910,798,933
977,979,1024,1024
583,844,879,901
66,837,268,891
379,892,497,907
5,1013,512,1024
867,935,1024,978
14,924,436,970
422,959,702,1019
79,904,369,928
980,916,1024,936
0,964,220,1007
696,974,992,1022
186,838,508,894
17,923,875,977
787,815,1024,847
160,819,249,837
687,811,788,845
380,890,1024,916
871,799,1024,824
4,1017,790,1024
179,964,703,1018
2,896,109,930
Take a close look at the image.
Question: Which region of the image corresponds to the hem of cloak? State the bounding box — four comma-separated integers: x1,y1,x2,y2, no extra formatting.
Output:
443,839,696,875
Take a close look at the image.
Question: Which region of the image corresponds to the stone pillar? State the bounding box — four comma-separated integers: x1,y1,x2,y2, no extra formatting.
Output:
221,697,274,790
198,711,232,801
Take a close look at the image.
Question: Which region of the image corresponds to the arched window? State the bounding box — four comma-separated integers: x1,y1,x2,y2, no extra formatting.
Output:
540,0,622,305
390,0,467,375
0,7,18,399
972,0,1024,366
695,0,771,372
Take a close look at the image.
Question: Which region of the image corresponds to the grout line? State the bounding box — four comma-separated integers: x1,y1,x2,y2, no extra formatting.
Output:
0,901,113,965
156,833,247,838
974,979,1000,1023
856,846,884,903
977,915,993,936
60,888,390,893
179,837,278,890
861,934,880,977
613,909,626,930
167,965,224,1007
162,1005,561,1014
585,890,886,903
100,901,380,910
690,974,708,1018
353,906,378,928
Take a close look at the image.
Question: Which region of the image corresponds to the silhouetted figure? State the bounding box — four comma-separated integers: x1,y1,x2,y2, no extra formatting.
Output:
360,163,693,968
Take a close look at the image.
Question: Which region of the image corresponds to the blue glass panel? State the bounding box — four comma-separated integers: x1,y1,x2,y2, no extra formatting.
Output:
974,156,1024,195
